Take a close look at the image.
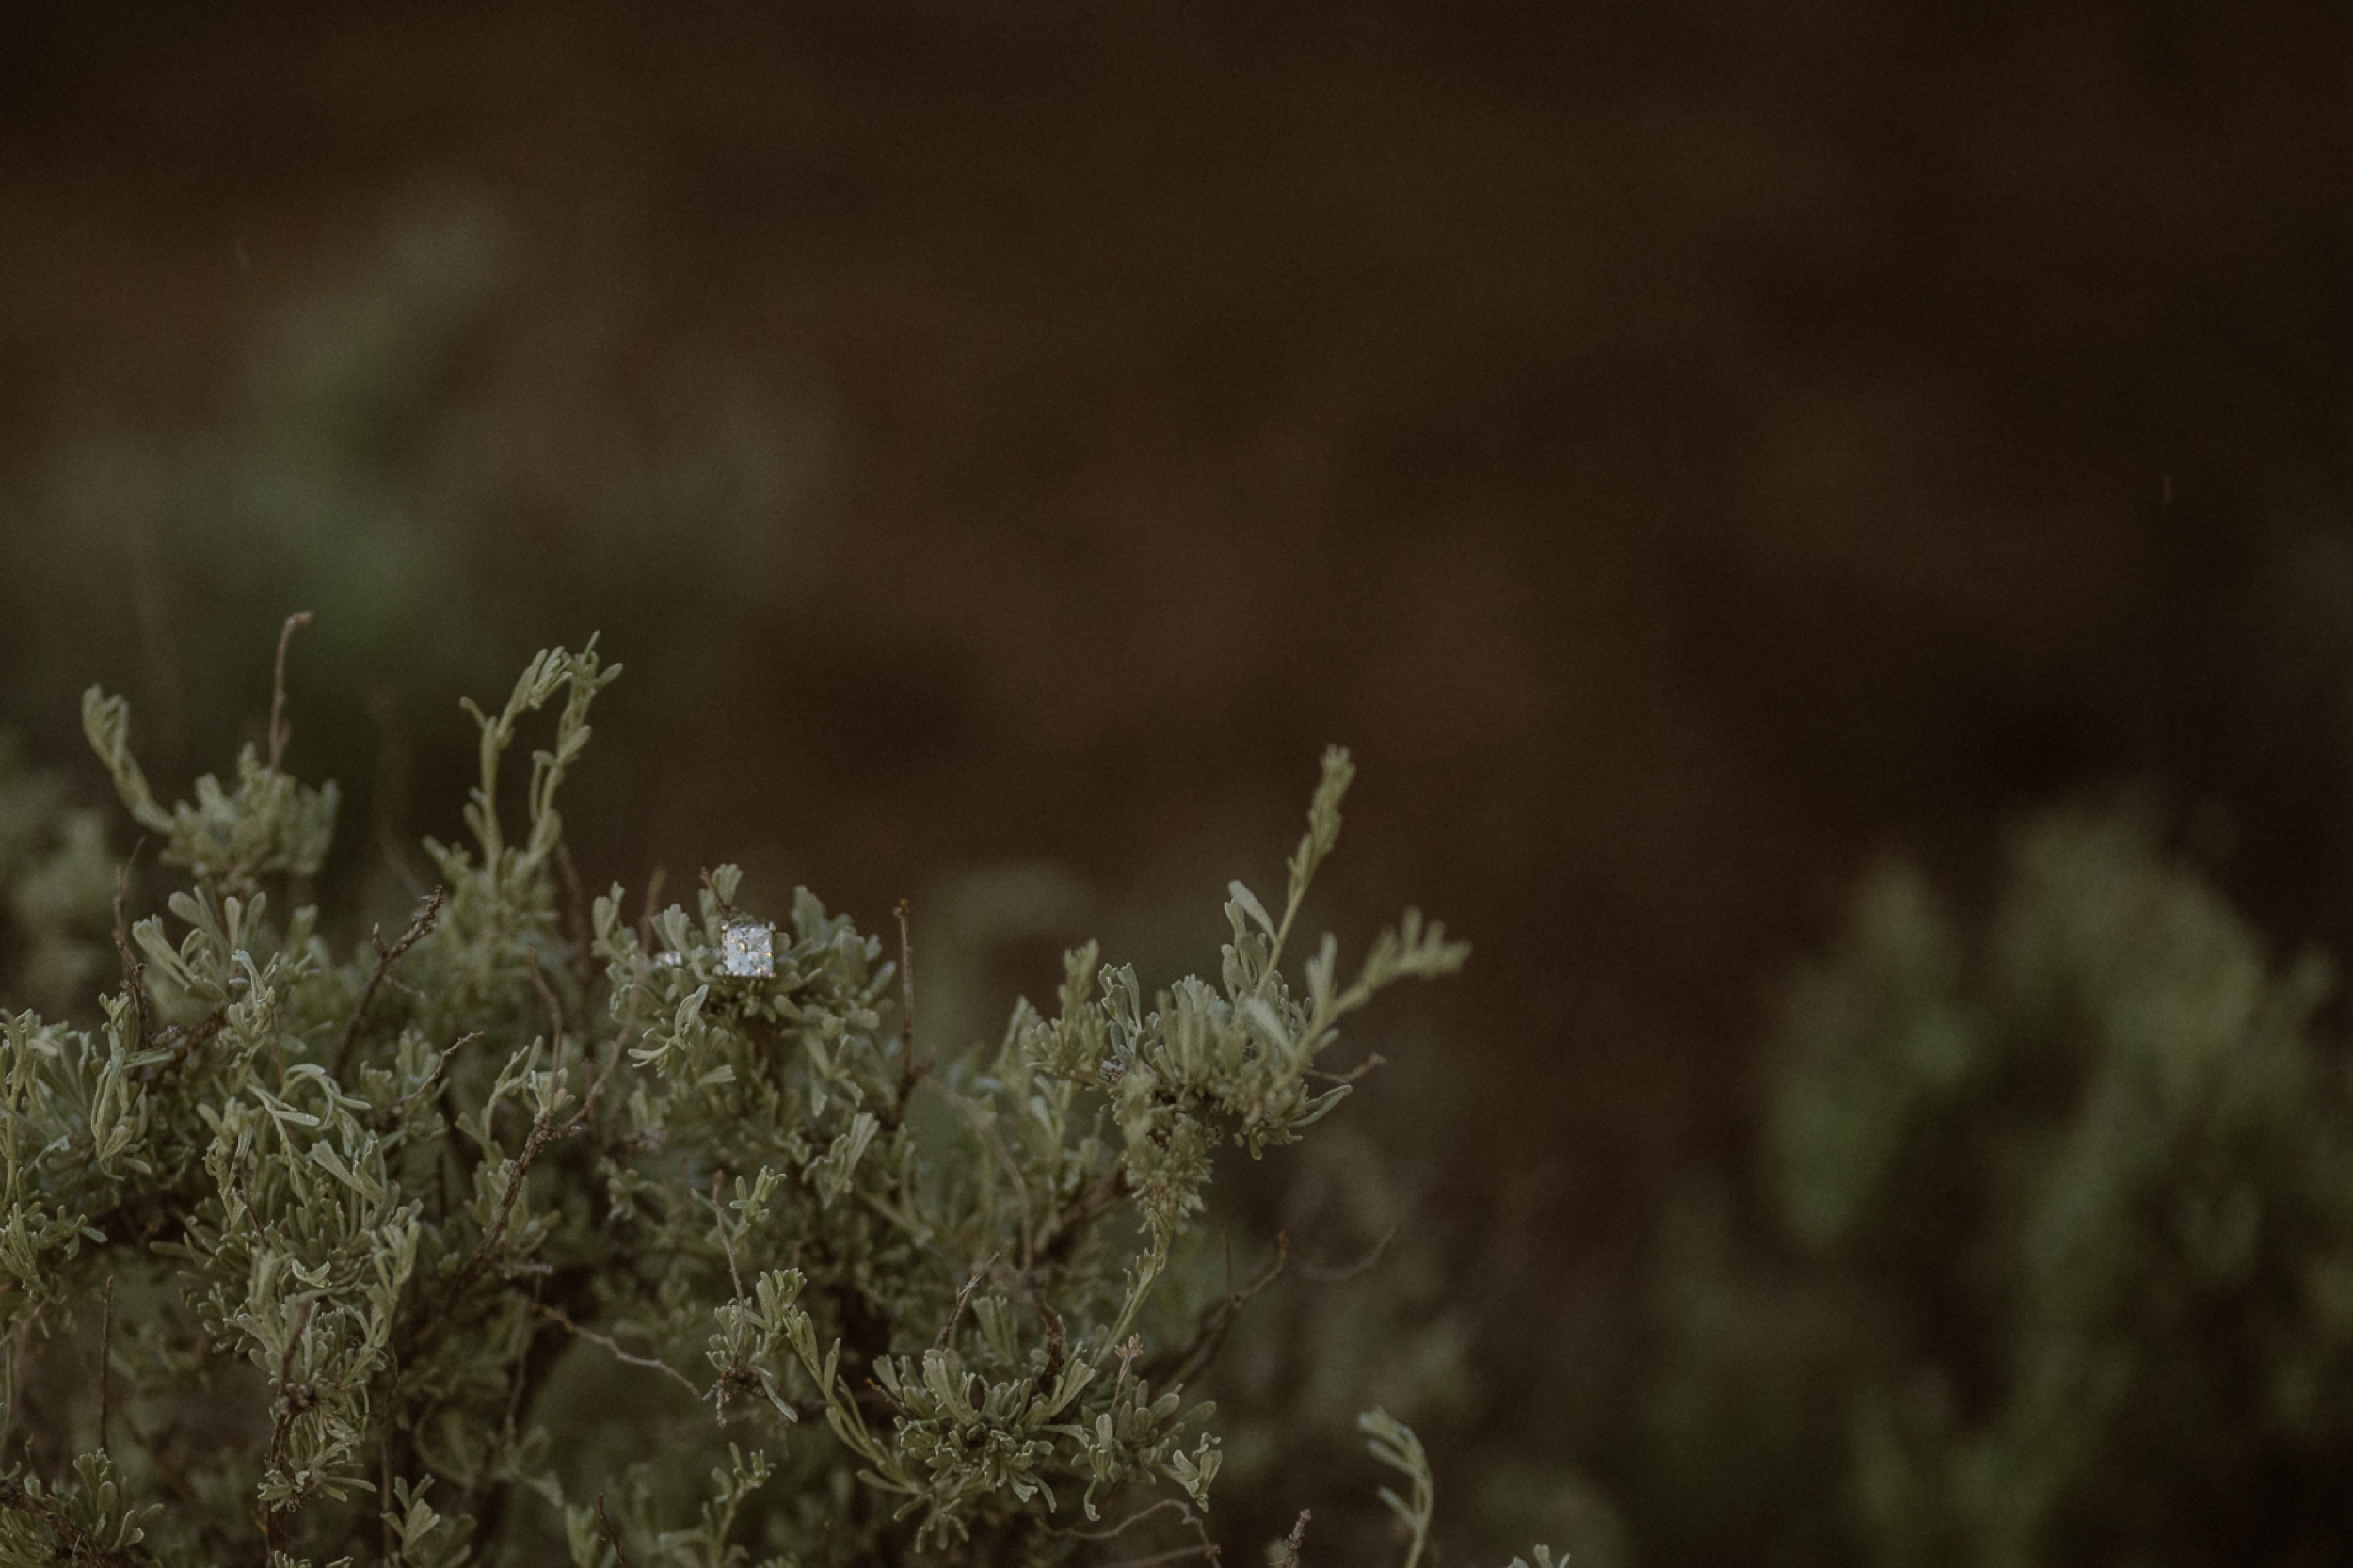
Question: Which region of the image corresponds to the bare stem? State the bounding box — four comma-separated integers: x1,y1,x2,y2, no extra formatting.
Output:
530,1303,704,1402
333,887,446,1079
1144,1231,1288,1391
261,1294,321,1555
419,1109,559,1343
895,898,924,1112
596,1495,635,1568
109,849,152,1053
267,610,314,774
94,1277,114,1459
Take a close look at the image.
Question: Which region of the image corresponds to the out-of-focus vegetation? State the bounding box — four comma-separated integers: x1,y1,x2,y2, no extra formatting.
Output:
1,204,823,916
0,741,115,1020
1609,810,2353,1567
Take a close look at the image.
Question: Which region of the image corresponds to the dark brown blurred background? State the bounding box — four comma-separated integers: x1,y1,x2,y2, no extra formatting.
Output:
1,0,2346,1504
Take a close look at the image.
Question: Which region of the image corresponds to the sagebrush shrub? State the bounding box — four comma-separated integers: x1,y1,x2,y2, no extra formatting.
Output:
0,627,1520,1568
1628,809,2353,1568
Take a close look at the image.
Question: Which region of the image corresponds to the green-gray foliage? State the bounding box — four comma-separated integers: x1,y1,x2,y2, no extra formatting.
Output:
2,206,817,899
0,633,1500,1568
0,742,116,1019
1637,808,2353,1568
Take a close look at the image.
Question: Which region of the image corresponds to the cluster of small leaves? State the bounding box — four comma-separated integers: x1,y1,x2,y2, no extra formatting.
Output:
0,632,1510,1568
85,692,336,895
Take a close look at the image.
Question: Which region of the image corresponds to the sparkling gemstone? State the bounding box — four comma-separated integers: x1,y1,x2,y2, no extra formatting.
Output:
720,920,776,978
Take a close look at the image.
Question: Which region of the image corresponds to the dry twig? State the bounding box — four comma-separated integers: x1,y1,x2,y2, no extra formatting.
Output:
333,887,446,1078
267,610,313,773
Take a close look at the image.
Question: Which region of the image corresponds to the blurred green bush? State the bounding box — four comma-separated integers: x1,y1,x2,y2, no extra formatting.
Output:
1622,808,2353,1567
1,205,821,909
